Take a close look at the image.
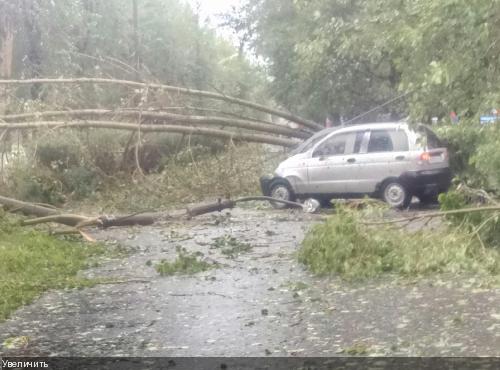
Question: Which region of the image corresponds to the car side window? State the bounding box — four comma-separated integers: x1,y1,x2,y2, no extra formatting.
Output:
313,132,362,157
368,130,408,153
368,130,393,152
313,133,350,157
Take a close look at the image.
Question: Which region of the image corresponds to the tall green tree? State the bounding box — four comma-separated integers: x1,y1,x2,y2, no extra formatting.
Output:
244,0,500,123
242,0,404,123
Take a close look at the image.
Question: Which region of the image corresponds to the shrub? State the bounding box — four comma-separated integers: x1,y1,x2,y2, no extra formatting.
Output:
36,137,82,172
61,166,100,199
8,166,65,205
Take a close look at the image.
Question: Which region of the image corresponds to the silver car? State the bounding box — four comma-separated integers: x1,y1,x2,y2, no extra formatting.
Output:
260,122,451,208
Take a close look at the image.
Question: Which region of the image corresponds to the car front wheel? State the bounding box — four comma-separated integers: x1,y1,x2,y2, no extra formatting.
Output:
269,180,295,209
382,181,411,209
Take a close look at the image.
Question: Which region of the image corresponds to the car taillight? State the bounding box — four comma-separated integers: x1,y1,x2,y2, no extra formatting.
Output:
420,152,431,162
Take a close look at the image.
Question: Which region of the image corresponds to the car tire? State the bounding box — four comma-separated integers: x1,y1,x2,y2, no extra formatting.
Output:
381,181,411,209
269,179,295,209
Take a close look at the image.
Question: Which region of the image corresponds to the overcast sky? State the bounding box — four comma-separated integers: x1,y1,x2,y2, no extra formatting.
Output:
185,0,242,26
184,0,243,45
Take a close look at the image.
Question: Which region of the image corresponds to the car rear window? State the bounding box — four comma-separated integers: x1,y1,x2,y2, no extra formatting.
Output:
368,130,409,153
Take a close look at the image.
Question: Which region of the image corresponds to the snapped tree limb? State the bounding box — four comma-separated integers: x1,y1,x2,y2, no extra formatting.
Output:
0,195,308,241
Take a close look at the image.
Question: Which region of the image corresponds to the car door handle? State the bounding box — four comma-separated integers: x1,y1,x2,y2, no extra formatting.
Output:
395,155,405,160
347,158,356,163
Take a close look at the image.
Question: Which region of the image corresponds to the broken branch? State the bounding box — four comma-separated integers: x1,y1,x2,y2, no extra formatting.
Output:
363,206,500,225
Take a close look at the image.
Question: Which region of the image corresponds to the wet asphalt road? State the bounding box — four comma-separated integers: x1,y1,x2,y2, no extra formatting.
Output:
0,208,499,356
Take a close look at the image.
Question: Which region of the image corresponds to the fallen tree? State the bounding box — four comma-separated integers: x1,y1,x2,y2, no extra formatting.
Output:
0,120,299,148
0,77,323,131
0,109,310,139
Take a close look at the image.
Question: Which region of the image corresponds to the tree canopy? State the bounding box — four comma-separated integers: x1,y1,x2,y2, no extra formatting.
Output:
229,0,500,124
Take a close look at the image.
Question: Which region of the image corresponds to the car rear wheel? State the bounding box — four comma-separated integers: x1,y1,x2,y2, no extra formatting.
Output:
382,181,411,209
269,180,295,209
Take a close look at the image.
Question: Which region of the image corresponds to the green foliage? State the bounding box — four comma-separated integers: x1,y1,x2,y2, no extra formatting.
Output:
8,166,66,205
437,122,500,192
7,138,101,204
472,126,500,192
436,123,486,184
61,166,100,199
36,142,81,171
155,246,214,276
298,207,500,280
243,0,500,124
0,216,105,321
439,191,500,249
211,235,253,258
244,0,404,122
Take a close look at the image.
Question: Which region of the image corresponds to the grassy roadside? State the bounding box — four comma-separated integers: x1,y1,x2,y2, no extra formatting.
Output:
0,215,105,321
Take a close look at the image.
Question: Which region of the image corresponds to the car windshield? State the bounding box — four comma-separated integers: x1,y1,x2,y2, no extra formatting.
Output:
291,127,338,155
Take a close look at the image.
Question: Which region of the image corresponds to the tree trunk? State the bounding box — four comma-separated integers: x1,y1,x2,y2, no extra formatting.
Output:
0,14,14,79
21,0,43,99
